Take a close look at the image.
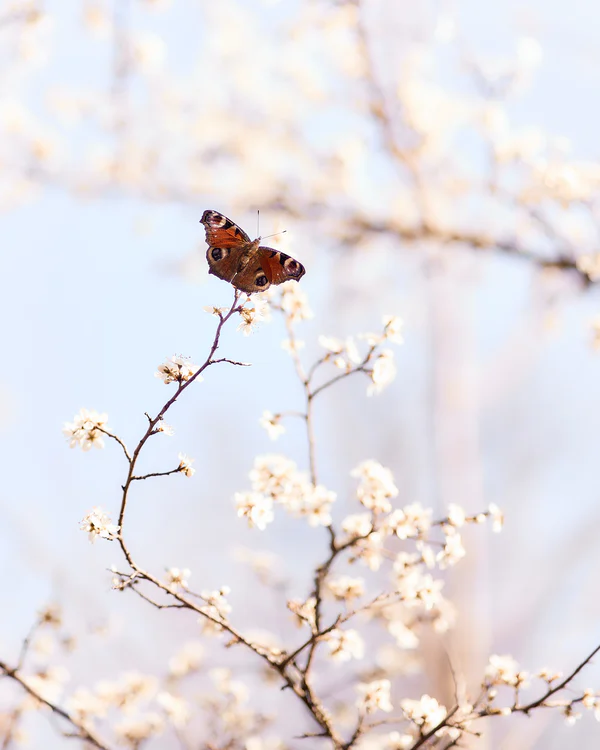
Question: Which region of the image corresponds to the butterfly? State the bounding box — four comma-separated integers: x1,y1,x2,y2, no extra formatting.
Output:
200,210,306,294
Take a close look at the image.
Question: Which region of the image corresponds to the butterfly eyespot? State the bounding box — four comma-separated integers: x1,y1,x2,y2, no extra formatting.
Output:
211,247,228,261
255,274,269,287
283,257,303,277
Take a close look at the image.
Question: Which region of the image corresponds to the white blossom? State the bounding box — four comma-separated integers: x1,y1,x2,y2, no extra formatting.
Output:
235,492,275,530
259,411,285,440
63,408,109,451
401,694,447,731
352,460,398,513
280,283,313,322
80,507,119,543
357,680,393,713
328,576,365,601
155,355,200,385
325,628,365,662
168,641,204,677
165,567,191,590
178,453,195,477
367,350,396,396
156,691,191,728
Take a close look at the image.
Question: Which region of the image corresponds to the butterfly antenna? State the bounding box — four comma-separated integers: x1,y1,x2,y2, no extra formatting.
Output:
261,230,287,241
257,209,260,238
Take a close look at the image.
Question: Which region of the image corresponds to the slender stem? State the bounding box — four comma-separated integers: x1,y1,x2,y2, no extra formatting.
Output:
0,661,110,750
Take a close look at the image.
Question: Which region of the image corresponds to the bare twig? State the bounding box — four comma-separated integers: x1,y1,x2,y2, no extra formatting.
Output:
0,661,111,750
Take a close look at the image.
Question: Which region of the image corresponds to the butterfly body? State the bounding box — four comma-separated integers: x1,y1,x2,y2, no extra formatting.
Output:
200,210,305,294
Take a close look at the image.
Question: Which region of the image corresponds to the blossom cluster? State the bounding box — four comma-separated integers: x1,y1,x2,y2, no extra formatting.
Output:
62,408,109,451
236,454,336,529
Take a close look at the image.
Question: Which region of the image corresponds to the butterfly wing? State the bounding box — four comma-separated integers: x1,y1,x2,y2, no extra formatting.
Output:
200,210,251,247
201,209,252,284
230,246,306,294
256,246,306,286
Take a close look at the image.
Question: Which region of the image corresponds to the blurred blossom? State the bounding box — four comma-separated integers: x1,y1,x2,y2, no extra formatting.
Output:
66,687,108,722
488,503,504,532
325,628,365,662
279,283,313,322
367,350,396,396
168,641,204,677
165,567,191,591
287,597,316,629
114,713,165,745
328,575,364,602
401,694,447,731
281,337,305,354
485,654,526,687
259,411,285,440
23,666,70,704
235,491,275,530
352,460,399,513
132,31,166,70
156,691,191,728
356,680,393,714
384,503,432,540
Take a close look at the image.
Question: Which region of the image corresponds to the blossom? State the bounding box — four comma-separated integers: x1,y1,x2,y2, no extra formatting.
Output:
401,694,447,731
388,620,419,649
168,641,204,677
447,503,466,527
156,691,191,728
325,628,365,662
114,714,165,745
80,507,119,542
485,655,527,687
436,529,466,569
352,460,398,513
178,453,195,477
328,575,364,601
341,513,373,538
385,503,431,539
396,569,444,610
280,283,313,322
165,567,191,590
304,484,335,526
259,411,285,440
155,355,200,385
200,587,232,621
24,666,70,704
356,680,393,713
63,408,109,450
66,687,108,722
203,305,228,317
281,337,305,354
235,492,275,530
367,350,396,395
155,420,174,436
237,307,259,336
488,503,504,532
318,334,362,370
288,597,316,629
382,315,404,344
245,455,335,526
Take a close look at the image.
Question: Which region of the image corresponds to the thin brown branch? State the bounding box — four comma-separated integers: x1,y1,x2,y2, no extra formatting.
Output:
515,642,600,714
131,467,182,481
96,427,132,463
0,661,111,750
